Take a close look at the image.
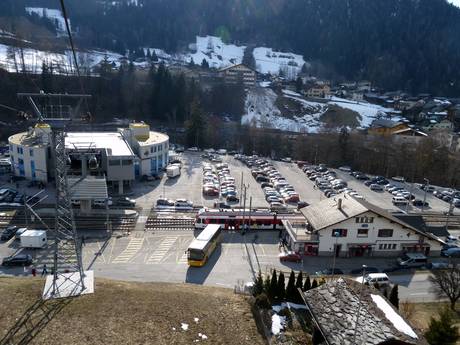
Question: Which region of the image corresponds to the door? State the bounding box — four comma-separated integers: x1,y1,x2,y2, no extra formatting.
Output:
334,244,342,258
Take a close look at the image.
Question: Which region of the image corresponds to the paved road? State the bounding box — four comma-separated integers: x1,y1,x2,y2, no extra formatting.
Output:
0,229,442,302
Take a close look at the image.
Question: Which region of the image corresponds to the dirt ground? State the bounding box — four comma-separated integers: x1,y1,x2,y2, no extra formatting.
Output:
0,277,266,345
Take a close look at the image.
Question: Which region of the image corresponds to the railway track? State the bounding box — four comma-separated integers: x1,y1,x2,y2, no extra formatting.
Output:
145,217,195,231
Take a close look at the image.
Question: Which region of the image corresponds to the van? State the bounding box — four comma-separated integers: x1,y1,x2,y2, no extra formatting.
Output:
397,253,428,268
356,273,391,287
392,196,408,205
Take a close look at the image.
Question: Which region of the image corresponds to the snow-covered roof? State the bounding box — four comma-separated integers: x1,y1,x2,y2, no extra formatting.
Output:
66,132,134,157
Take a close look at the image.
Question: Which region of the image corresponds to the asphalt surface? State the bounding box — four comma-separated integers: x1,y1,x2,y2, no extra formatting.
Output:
0,229,445,302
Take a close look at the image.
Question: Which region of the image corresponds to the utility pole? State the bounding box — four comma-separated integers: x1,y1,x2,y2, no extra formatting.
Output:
422,178,429,212
242,185,247,233
239,171,243,207
248,196,252,231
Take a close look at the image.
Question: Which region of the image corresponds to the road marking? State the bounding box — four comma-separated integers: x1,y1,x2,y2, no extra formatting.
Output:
409,292,428,296
146,236,178,264
112,238,144,263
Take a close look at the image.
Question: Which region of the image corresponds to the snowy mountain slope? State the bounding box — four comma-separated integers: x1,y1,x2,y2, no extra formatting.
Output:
184,36,245,69
242,88,402,133
253,47,306,79
25,7,69,36
242,88,327,133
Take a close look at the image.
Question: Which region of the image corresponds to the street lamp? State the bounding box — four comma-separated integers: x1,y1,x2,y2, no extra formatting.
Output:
331,230,340,280
422,178,429,212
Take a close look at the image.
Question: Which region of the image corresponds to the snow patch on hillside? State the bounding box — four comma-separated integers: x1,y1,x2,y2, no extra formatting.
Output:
242,88,327,133
329,97,397,127
0,44,122,74
253,47,306,80
184,36,245,69
25,7,69,36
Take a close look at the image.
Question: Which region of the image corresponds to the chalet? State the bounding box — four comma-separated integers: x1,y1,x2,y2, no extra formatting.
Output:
282,194,443,257
301,278,427,345
305,83,331,98
368,119,408,136
218,64,256,87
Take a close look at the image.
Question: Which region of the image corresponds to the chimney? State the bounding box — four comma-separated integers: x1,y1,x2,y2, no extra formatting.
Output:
337,198,342,210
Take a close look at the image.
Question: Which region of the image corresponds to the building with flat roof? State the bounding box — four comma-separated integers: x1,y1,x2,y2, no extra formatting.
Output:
9,122,169,194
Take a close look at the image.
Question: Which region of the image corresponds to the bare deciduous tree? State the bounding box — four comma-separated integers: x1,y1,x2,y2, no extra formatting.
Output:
429,267,460,310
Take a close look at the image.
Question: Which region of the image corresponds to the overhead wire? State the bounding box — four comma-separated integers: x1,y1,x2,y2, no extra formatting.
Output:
58,0,92,123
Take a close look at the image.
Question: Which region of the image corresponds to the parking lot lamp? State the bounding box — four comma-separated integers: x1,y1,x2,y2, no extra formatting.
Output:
331,230,340,280
422,178,429,212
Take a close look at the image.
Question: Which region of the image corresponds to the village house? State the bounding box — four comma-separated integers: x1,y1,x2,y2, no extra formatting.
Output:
282,195,443,257
304,83,331,98
218,63,256,87
301,278,427,345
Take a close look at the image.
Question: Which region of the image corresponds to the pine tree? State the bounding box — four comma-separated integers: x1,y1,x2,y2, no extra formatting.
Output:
311,279,318,289
201,58,209,69
253,271,264,297
151,50,158,62
389,284,399,310
189,57,195,67
295,271,303,290
269,270,278,302
277,271,286,302
303,276,311,291
286,270,297,302
295,76,303,92
425,308,459,345
263,274,271,296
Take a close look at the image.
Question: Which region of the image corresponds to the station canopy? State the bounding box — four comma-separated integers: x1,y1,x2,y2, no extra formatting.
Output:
68,176,108,200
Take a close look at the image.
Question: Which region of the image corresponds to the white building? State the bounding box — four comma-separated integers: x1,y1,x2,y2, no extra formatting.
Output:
9,122,169,194
283,194,443,257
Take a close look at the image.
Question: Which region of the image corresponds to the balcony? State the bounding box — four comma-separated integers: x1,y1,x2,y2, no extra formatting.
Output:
283,220,319,243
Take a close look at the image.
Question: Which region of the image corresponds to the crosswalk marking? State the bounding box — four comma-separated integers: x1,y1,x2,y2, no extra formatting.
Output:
177,252,188,264
146,236,178,264
112,238,144,263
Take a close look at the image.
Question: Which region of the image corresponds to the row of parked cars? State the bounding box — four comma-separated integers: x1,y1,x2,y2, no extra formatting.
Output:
235,155,302,210
0,188,30,205
156,198,193,208
304,165,364,200
202,163,239,202
431,188,460,208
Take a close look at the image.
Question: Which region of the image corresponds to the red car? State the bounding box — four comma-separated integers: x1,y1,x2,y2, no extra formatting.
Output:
279,251,302,263
203,187,219,196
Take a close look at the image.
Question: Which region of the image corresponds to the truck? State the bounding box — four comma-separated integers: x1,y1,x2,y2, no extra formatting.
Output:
166,164,181,178
20,230,47,248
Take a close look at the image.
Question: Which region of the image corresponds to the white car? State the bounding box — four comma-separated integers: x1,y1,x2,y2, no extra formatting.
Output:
175,199,193,208
339,166,351,172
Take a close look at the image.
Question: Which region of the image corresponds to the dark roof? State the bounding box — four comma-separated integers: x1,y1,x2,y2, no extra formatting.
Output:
394,215,449,238
371,118,403,129
302,278,427,345
218,63,255,73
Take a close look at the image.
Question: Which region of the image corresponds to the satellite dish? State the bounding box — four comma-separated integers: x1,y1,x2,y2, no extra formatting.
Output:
88,156,99,170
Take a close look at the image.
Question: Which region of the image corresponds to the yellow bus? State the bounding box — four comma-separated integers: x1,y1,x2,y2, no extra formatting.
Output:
187,224,222,267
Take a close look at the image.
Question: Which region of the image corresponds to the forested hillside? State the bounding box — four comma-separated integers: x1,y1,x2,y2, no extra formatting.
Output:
2,0,460,95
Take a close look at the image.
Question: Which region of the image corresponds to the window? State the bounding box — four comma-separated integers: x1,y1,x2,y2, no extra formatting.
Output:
144,150,149,156
392,244,397,250
378,229,393,238
31,161,36,179
29,149,34,157
332,229,347,237
355,216,374,223
357,228,368,237
154,146,157,153
109,160,121,166
17,147,23,155
150,147,154,153
121,159,132,166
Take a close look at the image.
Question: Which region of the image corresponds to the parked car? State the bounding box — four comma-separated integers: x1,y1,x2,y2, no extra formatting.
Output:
175,199,193,208
0,226,18,241
315,268,344,276
338,166,352,172
14,227,28,240
355,273,391,287
392,196,408,206
156,198,175,207
391,176,405,182
226,195,239,203
279,251,302,263
114,197,136,207
297,201,309,209
397,253,428,268
2,254,32,267
412,199,429,207
370,184,384,191
442,247,460,257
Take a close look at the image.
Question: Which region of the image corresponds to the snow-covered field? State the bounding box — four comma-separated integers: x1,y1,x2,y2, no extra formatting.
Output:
25,7,69,36
253,47,306,80
329,97,402,128
184,35,245,69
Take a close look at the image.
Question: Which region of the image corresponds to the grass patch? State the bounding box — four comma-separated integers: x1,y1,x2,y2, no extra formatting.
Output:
0,277,266,345
320,104,361,128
